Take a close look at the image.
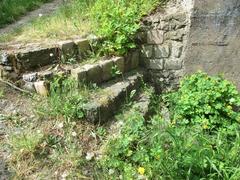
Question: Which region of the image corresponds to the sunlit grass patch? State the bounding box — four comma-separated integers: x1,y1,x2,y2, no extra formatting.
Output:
0,0,93,43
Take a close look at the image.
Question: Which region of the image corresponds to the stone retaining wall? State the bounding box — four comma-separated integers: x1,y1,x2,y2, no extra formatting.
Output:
138,0,192,92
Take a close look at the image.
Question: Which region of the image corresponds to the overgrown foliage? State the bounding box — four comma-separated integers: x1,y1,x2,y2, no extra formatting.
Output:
100,72,240,179
91,0,162,55
1,0,167,56
166,72,240,132
37,76,97,121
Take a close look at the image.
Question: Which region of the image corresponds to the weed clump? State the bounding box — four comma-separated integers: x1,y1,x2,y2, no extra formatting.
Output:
100,72,240,179
90,0,160,55
165,72,240,132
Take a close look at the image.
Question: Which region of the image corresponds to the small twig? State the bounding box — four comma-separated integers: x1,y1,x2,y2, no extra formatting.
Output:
0,79,32,95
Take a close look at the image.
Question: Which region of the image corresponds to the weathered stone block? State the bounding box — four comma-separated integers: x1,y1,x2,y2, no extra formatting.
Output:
130,50,140,69
125,50,140,72
83,73,142,123
113,57,125,73
3,66,13,71
23,72,38,82
58,40,78,61
154,44,170,58
99,60,114,81
71,67,87,82
23,82,35,92
158,21,170,31
141,45,153,58
172,42,183,58
165,30,185,41
85,64,102,84
165,59,182,70
17,47,57,71
146,59,164,70
0,52,10,65
147,30,164,44
74,39,91,59
34,81,49,96
38,71,53,80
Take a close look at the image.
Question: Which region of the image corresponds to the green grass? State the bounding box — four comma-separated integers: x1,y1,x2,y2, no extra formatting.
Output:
0,0,94,43
2,72,240,178
0,0,166,55
0,0,53,28
99,73,240,179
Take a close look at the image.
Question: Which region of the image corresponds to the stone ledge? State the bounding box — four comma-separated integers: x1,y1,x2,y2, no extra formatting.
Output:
71,53,140,85
84,71,143,123
0,38,92,74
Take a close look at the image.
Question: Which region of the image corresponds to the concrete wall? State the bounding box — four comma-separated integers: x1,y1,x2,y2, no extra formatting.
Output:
184,0,240,89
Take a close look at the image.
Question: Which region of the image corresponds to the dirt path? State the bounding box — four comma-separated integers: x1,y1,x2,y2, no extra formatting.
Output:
0,0,63,35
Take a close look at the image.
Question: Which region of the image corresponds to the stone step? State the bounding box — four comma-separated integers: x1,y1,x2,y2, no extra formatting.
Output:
130,88,153,118
83,71,143,124
97,88,154,157
20,52,140,95
0,38,92,78
71,53,139,85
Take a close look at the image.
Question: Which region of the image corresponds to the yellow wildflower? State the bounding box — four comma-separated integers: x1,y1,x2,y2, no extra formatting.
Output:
202,124,208,129
227,105,232,110
138,167,145,175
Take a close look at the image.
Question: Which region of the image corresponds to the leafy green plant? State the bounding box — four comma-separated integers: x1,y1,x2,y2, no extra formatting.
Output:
111,65,122,78
100,111,146,179
99,72,240,179
91,0,162,55
165,72,240,132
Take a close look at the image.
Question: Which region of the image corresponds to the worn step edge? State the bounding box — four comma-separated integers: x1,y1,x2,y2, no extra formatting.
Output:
83,71,143,124
20,52,140,95
0,38,92,74
71,52,140,85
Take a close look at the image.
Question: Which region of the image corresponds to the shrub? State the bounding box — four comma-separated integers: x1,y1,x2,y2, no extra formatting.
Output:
90,0,162,55
165,72,240,132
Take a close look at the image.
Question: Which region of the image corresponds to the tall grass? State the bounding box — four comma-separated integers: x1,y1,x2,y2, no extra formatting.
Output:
0,0,53,28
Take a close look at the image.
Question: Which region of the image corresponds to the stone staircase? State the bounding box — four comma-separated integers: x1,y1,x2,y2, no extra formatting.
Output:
0,37,153,124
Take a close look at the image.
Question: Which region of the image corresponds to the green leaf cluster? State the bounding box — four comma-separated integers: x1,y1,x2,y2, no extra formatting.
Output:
100,72,240,179
90,0,162,55
166,72,240,132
